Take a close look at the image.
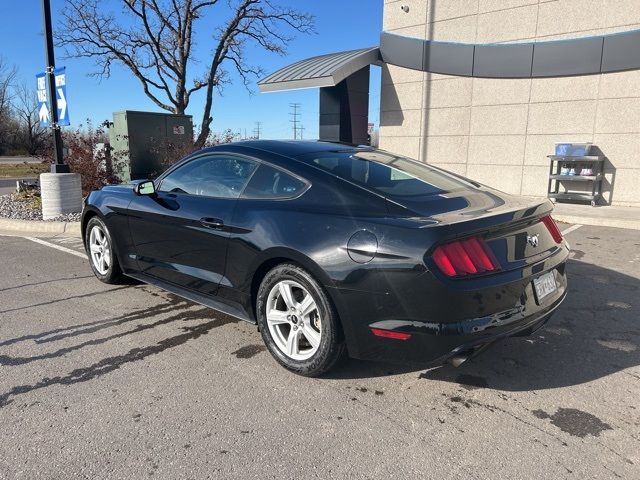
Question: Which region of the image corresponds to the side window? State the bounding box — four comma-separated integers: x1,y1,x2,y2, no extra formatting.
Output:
241,164,307,199
159,155,257,198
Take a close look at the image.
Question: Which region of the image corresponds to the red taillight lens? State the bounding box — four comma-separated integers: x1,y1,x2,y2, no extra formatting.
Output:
541,215,563,244
431,236,499,277
370,328,411,341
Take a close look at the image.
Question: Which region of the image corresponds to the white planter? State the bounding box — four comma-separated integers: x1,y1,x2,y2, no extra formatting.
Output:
40,173,82,220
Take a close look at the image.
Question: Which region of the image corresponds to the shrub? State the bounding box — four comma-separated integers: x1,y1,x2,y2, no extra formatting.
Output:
43,121,125,196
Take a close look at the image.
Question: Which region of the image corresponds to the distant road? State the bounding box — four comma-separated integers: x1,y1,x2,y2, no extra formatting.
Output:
0,177,37,196
0,156,41,164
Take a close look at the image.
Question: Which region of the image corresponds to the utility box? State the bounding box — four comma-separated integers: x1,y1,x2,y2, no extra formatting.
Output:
109,110,194,181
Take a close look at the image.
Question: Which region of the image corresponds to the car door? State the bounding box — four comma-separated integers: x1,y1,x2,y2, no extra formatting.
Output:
127,153,258,296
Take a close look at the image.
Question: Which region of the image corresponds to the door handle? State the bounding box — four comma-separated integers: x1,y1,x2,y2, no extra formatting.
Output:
200,217,224,229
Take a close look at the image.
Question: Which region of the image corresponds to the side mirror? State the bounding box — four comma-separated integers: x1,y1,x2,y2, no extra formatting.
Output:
134,180,156,196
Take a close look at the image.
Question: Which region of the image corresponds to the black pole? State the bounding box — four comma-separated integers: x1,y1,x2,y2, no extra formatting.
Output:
41,0,69,173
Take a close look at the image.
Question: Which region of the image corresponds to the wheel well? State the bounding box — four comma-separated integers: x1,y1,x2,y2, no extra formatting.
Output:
81,210,98,245
250,257,296,319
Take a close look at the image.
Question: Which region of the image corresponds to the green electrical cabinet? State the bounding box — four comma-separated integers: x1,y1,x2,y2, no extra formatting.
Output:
109,110,194,181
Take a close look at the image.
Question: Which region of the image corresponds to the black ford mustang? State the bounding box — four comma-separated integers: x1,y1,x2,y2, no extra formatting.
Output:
82,140,569,376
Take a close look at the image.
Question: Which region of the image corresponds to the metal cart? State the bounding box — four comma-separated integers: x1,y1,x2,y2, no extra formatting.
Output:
547,154,605,207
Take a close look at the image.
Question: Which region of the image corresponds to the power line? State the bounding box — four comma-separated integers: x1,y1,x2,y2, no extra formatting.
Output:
253,121,262,140
289,103,302,140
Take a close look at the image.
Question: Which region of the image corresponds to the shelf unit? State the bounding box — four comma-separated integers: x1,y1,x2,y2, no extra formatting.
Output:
547,155,605,207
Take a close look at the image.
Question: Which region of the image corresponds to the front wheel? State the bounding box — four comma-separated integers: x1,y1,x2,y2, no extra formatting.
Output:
256,264,346,377
85,216,123,284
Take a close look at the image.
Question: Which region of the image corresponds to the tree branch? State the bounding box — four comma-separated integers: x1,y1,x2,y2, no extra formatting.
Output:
57,0,314,145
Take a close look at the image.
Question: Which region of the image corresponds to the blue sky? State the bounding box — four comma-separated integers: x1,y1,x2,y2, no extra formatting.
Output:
3,0,383,139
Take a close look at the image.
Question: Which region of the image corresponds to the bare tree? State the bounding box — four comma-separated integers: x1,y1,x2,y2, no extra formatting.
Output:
0,57,18,154
13,83,49,156
0,57,16,117
57,0,314,147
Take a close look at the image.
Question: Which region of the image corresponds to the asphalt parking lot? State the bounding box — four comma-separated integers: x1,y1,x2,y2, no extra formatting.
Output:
0,224,638,479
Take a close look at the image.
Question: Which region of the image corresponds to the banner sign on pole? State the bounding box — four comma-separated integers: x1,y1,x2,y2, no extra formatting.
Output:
36,67,70,127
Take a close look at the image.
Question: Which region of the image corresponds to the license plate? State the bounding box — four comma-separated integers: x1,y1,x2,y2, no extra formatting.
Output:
533,271,557,301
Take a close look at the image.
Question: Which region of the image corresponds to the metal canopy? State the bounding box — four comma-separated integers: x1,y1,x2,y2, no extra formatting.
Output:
258,47,380,93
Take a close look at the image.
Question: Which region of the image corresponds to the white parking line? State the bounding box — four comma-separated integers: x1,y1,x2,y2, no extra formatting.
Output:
24,236,87,259
54,236,84,245
561,224,583,236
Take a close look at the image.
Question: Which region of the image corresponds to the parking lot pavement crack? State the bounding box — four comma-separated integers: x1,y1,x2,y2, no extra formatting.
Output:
0,274,93,293
474,399,636,467
0,286,131,315
458,397,571,447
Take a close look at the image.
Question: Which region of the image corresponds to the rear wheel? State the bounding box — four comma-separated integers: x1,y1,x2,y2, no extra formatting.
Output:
256,264,346,376
85,216,123,284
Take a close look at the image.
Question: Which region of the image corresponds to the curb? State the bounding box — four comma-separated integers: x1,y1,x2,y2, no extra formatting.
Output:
552,213,640,231
0,217,81,235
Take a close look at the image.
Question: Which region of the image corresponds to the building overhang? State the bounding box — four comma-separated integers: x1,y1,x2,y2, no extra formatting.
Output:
258,47,381,93
379,29,640,78
259,29,640,92
258,28,640,145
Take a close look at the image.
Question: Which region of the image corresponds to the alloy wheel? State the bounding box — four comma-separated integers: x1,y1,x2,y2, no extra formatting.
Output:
265,280,322,361
89,224,111,275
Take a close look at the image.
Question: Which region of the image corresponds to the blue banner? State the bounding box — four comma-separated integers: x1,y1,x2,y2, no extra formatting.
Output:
36,67,70,127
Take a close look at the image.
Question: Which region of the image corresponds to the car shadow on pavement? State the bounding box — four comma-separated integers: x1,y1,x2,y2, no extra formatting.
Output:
0,285,177,349
328,259,640,391
0,292,239,408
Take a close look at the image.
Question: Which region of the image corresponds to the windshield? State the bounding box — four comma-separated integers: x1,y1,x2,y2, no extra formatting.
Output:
298,150,473,198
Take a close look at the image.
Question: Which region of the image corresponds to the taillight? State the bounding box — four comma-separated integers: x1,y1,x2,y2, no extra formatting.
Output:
541,215,563,244
431,236,500,277
370,328,411,340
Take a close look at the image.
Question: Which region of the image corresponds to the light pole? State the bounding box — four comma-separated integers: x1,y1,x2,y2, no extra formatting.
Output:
41,0,68,173
39,0,82,220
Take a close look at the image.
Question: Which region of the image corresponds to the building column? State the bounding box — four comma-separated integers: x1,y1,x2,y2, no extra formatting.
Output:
319,67,370,145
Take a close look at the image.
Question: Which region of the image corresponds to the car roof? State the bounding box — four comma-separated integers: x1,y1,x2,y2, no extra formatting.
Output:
201,140,371,158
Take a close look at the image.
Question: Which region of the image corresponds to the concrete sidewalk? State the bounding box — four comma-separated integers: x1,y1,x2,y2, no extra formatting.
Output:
552,202,640,230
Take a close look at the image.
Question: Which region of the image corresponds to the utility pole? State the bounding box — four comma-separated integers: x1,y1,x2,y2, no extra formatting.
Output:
253,121,262,140
41,0,68,173
289,103,301,140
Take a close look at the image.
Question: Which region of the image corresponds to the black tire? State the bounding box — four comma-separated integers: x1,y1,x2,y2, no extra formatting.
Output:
256,263,347,377
84,216,124,284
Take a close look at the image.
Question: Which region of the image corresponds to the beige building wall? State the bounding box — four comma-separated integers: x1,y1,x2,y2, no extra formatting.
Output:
379,0,640,206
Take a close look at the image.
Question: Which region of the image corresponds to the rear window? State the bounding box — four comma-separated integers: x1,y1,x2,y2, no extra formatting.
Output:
241,164,306,199
298,150,471,197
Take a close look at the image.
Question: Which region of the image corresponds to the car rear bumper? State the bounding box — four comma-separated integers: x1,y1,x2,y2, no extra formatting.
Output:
328,260,568,365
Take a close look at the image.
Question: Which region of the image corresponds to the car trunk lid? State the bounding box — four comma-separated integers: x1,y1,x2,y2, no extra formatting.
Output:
387,188,562,273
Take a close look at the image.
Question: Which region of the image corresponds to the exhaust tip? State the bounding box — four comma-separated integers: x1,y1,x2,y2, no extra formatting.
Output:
449,354,470,367
448,344,491,367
